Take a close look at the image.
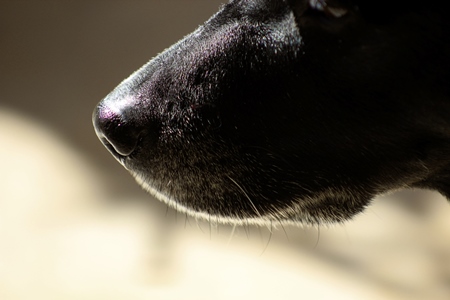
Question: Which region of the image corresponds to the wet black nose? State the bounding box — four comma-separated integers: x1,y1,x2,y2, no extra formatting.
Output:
93,102,144,157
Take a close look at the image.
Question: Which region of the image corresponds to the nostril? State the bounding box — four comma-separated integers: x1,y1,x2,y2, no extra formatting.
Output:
93,105,142,157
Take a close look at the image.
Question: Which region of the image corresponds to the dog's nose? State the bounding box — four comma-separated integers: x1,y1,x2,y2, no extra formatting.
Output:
93,99,144,157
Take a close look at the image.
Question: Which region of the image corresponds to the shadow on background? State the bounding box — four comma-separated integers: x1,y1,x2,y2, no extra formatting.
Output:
1,1,450,299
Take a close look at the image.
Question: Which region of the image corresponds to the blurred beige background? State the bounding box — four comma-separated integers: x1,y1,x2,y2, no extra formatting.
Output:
1,1,450,299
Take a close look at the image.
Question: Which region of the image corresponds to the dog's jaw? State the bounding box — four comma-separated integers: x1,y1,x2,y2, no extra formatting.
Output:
130,165,371,227
134,174,277,226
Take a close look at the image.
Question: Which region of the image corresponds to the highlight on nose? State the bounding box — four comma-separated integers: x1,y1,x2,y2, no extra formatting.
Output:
93,103,142,157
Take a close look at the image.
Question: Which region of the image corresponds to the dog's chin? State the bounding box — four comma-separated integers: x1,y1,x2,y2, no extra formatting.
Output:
133,174,276,226
127,168,369,227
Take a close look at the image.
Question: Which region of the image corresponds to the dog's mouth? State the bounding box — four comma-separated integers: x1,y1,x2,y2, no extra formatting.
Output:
92,94,375,226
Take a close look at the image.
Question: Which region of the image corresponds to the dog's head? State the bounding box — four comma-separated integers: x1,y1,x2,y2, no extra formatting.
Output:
93,0,450,225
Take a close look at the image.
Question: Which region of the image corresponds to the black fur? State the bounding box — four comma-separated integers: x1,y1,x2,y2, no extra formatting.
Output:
93,0,450,225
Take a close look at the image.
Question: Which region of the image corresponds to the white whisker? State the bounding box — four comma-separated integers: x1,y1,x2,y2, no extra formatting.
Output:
227,224,237,245
226,175,262,218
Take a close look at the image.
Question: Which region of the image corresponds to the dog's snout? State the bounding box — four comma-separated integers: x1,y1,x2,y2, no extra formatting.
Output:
93,101,144,157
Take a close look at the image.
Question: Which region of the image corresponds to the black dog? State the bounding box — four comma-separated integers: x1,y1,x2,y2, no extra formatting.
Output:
93,0,450,226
